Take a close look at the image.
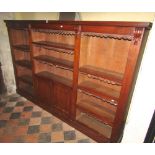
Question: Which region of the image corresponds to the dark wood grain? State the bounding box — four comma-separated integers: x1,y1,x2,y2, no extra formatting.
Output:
53,82,72,115
19,85,34,97
35,76,52,109
18,75,33,85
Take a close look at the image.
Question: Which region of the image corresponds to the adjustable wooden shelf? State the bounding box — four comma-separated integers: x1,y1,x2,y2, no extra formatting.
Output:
5,20,152,142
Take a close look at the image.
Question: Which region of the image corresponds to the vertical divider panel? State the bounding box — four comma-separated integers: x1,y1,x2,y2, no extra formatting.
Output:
111,27,145,142
28,24,37,99
71,25,82,119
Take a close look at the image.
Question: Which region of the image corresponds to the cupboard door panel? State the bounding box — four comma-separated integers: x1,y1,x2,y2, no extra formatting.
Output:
35,77,53,110
53,82,72,115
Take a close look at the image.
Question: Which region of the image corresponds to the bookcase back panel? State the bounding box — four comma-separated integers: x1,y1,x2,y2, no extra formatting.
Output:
32,30,75,45
80,36,131,74
32,45,73,62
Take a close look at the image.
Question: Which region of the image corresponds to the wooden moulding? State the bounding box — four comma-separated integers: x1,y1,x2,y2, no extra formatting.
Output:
35,71,72,88
34,55,73,70
82,32,133,41
33,29,76,36
4,20,152,29
32,41,74,51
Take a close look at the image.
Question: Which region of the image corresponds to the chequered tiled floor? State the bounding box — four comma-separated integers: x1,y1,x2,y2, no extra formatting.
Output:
0,93,96,143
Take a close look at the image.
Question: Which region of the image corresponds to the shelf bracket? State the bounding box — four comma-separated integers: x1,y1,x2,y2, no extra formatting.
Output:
133,27,143,45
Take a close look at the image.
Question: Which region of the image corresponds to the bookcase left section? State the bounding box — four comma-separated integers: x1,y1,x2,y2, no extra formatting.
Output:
5,21,35,102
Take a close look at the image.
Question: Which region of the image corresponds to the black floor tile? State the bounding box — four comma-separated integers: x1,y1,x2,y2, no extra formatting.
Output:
10,112,21,119
16,101,25,107
78,139,90,143
0,101,6,107
3,107,14,113
64,130,76,140
32,111,42,118
13,137,25,143
52,123,62,132
23,106,33,112
19,119,30,126
38,133,51,143
9,96,19,102
0,120,7,128
41,117,51,124
27,125,40,134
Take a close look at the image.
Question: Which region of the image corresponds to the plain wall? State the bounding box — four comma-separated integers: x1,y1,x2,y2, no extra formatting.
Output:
0,13,16,94
14,12,155,21
11,12,155,142
14,12,59,20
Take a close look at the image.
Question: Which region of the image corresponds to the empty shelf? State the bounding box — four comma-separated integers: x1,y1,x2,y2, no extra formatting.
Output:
78,81,120,103
13,44,30,52
16,60,32,69
35,71,72,87
34,55,73,69
77,100,115,126
79,65,123,85
32,41,74,51
76,112,112,139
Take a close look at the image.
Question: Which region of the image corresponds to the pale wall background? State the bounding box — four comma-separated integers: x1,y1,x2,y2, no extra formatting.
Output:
0,13,16,94
1,12,155,143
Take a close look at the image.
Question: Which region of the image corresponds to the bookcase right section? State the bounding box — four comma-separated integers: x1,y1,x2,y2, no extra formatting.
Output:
76,27,135,140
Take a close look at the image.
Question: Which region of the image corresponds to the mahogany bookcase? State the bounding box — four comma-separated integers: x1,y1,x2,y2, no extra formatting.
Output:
5,20,152,142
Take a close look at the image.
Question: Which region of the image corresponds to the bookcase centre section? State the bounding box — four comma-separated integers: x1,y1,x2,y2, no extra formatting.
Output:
31,25,76,116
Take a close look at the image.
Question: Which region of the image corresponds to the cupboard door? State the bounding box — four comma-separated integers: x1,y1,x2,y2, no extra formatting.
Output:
53,82,72,115
35,76,53,110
